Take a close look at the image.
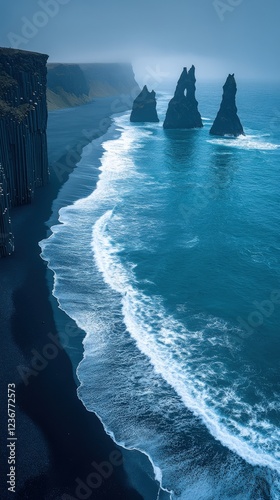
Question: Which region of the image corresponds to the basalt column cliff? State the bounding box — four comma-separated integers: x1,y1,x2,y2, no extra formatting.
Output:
210,74,244,137
0,48,49,257
164,66,203,129
0,164,13,256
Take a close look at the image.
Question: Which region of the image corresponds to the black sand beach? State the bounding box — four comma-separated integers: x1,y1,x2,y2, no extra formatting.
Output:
0,97,156,499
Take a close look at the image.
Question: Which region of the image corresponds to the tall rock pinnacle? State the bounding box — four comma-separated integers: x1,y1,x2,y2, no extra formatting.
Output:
130,85,159,122
163,66,203,129
210,74,244,137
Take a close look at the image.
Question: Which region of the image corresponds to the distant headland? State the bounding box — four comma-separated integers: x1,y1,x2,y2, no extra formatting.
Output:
48,62,140,111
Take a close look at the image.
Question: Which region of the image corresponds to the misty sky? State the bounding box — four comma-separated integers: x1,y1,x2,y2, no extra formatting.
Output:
0,0,279,84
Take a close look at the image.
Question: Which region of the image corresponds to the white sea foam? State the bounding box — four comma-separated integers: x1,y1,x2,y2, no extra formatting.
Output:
41,116,174,498
184,236,200,248
79,405,173,499
92,209,280,477
207,134,280,150
41,107,280,498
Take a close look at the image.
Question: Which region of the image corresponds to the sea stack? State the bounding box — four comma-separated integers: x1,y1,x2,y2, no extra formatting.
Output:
130,85,159,122
0,48,49,257
210,74,244,137
163,66,203,129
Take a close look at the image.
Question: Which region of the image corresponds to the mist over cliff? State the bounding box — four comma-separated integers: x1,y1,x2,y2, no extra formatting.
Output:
47,62,140,110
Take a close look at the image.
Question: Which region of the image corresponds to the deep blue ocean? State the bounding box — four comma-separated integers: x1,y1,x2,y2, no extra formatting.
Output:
41,82,280,499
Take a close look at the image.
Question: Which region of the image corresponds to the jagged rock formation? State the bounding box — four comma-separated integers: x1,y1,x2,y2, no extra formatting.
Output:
210,74,244,137
0,47,49,256
48,63,140,111
130,85,159,122
163,66,203,129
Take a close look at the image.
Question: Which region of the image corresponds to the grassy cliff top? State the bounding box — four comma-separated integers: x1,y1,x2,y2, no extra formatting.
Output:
0,48,48,121
0,47,48,58
0,100,33,120
0,47,48,72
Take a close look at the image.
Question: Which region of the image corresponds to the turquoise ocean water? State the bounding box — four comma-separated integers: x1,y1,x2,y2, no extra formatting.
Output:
41,82,280,499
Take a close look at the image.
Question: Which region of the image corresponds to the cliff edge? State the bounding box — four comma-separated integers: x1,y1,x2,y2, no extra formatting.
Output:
0,47,49,257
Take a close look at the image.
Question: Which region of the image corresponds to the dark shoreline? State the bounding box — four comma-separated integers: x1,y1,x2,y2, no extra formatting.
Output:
0,98,148,499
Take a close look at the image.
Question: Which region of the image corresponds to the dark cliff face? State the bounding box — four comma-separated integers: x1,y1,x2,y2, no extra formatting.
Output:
0,47,49,257
210,74,244,137
0,164,14,257
130,85,159,123
163,66,203,129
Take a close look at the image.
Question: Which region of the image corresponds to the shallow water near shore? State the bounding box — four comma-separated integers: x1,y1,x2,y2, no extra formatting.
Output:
41,82,280,499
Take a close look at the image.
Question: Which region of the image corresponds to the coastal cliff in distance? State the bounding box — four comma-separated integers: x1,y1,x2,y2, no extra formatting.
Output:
210,74,244,137
130,85,159,122
47,63,90,110
0,47,49,257
163,66,203,129
47,63,140,110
